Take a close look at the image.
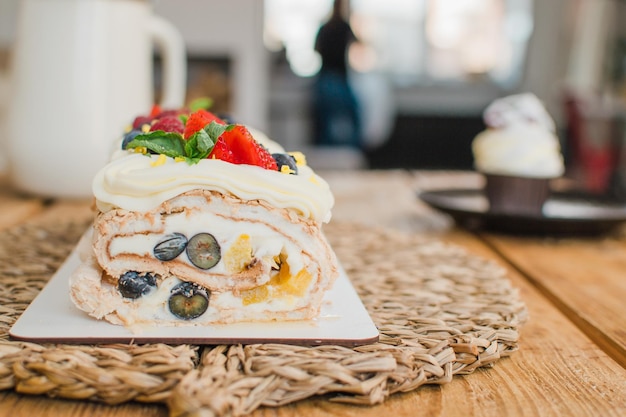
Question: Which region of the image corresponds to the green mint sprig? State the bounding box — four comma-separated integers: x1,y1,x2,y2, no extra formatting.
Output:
125,121,234,164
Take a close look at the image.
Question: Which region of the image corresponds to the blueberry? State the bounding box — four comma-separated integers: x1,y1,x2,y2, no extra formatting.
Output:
168,281,210,320
272,153,298,175
121,129,142,150
186,233,221,270
118,271,157,299
154,233,188,261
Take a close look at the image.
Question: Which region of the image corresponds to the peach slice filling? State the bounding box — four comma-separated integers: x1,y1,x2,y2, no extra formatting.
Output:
240,255,313,306
223,234,313,306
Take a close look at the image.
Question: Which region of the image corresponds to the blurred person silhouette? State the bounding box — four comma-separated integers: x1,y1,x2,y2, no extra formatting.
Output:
313,0,361,148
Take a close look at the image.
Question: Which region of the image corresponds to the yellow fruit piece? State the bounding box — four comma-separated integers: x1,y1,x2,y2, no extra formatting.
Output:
241,285,269,306
237,252,313,305
240,268,312,305
278,269,313,297
272,256,290,285
150,154,167,167
224,234,253,273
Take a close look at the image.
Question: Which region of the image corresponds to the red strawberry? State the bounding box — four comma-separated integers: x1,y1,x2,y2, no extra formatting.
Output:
150,116,184,134
219,125,278,170
183,109,225,139
208,137,238,164
250,141,279,170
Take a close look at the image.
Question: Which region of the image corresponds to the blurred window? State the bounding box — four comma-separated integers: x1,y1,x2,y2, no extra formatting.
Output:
264,0,533,89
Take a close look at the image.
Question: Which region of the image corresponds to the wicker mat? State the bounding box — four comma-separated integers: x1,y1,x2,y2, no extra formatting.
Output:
0,210,527,416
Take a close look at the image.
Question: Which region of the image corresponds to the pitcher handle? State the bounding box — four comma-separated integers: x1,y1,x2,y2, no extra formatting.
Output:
150,16,187,109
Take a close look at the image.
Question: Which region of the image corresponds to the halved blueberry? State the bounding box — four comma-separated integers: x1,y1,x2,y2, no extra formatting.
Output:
186,233,221,269
168,282,210,320
154,233,188,261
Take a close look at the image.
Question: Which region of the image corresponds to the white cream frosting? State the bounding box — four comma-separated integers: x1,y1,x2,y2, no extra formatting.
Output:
472,93,564,178
472,124,565,178
94,130,334,223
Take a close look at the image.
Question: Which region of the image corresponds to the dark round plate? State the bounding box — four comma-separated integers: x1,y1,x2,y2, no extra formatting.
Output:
419,188,626,235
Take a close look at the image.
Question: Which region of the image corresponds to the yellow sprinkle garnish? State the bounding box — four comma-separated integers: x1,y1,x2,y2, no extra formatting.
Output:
288,152,306,167
150,154,167,167
308,175,319,185
174,156,186,163
123,124,133,133
133,147,148,154
280,165,296,175
141,124,151,133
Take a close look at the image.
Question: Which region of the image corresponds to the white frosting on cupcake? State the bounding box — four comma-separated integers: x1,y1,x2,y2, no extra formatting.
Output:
472,93,565,178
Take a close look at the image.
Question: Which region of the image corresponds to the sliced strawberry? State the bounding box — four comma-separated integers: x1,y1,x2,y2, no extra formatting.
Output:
220,125,278,170
150,116,184,134
208,137,238,163
250,140,279,170
183,109,225,139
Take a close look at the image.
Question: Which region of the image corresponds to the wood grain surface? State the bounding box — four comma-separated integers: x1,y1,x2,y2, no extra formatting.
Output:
481,232,626,367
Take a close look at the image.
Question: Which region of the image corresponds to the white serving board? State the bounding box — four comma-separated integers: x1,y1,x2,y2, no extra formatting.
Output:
9,239,379,347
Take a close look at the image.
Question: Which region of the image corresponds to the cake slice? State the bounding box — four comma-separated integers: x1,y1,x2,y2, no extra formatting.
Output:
69,106,339,327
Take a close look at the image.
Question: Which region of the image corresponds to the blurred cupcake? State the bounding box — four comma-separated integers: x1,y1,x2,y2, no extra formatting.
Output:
472,93,565,216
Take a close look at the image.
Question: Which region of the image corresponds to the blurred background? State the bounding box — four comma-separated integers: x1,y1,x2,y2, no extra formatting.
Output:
1,0,625,194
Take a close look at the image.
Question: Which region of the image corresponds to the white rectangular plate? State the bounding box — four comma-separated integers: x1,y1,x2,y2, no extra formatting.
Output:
9,239,379,347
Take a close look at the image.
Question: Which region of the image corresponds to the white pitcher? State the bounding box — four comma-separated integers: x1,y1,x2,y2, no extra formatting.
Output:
6,0,186,198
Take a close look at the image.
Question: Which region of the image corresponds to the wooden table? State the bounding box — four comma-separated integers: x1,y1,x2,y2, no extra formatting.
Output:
1,170,625,416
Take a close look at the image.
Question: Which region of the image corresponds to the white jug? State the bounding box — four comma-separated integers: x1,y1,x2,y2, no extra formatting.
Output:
6,0,186,198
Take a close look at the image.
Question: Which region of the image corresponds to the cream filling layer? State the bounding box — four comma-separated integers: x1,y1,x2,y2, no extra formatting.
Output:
107,209,307,289
119,274,312,323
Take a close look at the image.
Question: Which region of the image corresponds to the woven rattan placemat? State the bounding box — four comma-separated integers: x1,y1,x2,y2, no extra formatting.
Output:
0,209,527,416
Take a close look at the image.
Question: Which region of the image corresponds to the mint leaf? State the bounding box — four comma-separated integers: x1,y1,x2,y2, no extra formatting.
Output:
184,131,213,161
189,97,213,112
196,128,215,153
206,120,234,138
126,131,186,158
125,121,236,165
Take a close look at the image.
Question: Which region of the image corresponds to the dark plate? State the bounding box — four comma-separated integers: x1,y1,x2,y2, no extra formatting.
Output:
419,188,626,236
